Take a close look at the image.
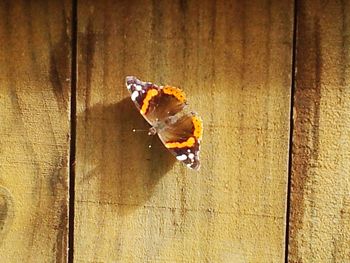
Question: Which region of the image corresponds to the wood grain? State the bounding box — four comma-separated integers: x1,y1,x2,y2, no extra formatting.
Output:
288,0,350,262
0,1,71,262
75,0,294,262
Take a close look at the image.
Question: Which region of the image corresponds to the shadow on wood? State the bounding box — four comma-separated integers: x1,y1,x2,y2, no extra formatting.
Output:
77,97,175,216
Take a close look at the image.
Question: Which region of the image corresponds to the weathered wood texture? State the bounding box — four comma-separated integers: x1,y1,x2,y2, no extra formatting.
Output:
289,0,350,262
75,1,294,262
0,1,71,262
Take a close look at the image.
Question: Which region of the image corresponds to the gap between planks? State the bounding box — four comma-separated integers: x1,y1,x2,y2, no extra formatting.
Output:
284,0,299,262
68,0,78,262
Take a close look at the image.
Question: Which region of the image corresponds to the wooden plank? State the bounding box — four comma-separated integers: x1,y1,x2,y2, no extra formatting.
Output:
75,0,294,262
289,0,350,262
0,1,71,262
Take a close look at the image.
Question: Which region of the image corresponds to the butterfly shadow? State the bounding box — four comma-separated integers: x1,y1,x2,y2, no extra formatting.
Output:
77,97,176,216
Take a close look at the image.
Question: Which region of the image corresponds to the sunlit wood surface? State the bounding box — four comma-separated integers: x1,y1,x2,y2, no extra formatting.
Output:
1,1,349,262
74,1,293,262
0,1,71,262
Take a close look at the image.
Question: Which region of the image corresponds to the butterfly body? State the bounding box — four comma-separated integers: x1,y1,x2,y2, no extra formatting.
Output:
126,76,202,170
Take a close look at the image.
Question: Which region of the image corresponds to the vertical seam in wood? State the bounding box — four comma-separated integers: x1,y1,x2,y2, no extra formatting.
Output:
68,0,78,262
285,0,298,262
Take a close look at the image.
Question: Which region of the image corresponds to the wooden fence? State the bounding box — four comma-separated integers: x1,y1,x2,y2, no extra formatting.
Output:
0,0,349,262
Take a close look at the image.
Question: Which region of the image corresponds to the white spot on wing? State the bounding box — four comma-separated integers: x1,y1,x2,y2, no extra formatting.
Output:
127,84,132,90
135,84,142,91
131,90,139,101
188,153,194,159
176,154,187,161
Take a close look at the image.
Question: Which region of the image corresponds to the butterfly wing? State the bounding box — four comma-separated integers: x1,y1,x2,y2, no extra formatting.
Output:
157,112,203,170
126,76,187,125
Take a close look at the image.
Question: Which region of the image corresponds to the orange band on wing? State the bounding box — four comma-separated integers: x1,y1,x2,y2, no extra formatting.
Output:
165,137,195,148
192,116,203,140
165,117,202,148
140,89,159,114
163,86,186,103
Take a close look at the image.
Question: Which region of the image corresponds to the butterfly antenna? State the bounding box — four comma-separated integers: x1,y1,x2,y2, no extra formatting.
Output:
132,128,148,133
132,127,157,136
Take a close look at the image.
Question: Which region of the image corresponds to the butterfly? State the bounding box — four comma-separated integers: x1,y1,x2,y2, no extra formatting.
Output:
126,76,203,170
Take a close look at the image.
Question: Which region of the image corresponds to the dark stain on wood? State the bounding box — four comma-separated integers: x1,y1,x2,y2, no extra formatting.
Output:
49,8,71,111
0,187,14,247
0,195,8,233
209,0,217,42
180,0,188,82
84,19,96,114
49,157,68,198
55,202,68,263
312,18,322,161
179,0,188,14
47,158,68,262
340,0,349,96
289,3,323,262
239,1,247,91
150,0,164,81
1,1,12,36
23,1,38,72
